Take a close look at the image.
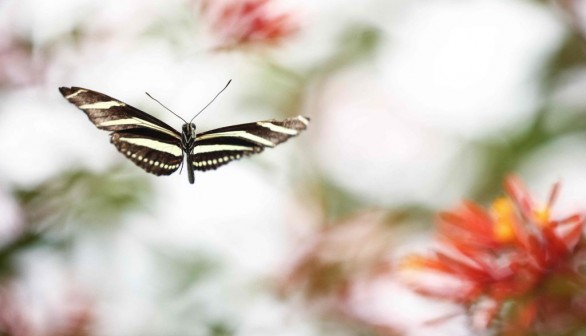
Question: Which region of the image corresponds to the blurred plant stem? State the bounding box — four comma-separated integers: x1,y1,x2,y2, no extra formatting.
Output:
470,30,586,201
247,24,382,118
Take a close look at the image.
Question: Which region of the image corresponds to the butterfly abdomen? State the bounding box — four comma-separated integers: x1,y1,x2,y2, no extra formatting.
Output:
186,152,195,184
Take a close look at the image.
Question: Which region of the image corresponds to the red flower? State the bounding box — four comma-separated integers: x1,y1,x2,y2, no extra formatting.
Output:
401,176,586,333
200,0,299,50
281,211,394,301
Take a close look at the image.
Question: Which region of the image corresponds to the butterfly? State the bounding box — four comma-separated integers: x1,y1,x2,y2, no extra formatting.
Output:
59,81,309,184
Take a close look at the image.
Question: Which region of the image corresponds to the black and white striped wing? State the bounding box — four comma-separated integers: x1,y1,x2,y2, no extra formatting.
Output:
59,87,183,176
191,116,309,171
110,130,183,176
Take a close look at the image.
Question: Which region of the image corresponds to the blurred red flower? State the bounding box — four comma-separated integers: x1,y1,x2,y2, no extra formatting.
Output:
200,0,299,50
401,176,586,334
279,210,404,334
281,211,394,300
0,36,45,88
0,280,94,336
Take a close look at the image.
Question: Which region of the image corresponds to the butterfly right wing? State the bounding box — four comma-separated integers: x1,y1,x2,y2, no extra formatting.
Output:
191,116,310,171
59,87,183,176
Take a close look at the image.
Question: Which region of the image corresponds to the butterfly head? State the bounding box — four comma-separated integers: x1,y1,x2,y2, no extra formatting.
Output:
182,123,197,141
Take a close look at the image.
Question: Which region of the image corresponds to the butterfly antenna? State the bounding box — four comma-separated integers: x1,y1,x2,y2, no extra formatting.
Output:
145,92,188,124
189,79,232,123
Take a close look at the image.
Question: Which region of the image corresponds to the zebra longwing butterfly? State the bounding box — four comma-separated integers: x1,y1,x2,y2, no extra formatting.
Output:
59,81,309,184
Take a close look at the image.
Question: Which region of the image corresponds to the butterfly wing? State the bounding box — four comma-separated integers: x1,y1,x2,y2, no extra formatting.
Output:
191,116,309,171
110,130,183,176
59,87,183,176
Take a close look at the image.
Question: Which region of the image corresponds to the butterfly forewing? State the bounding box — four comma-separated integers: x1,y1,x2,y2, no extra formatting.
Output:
59,87,181,140
191,116,309,171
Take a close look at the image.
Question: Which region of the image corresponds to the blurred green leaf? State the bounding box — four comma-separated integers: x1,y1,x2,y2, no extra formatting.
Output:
544,31,586,88
0,231,43,278
207,321,234,336
0,165,153,277
152,248,220,297
15,165,153,230
324,24,381,72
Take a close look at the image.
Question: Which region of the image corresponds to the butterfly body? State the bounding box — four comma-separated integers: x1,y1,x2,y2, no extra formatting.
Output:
59,86,309,184
181,123,198,183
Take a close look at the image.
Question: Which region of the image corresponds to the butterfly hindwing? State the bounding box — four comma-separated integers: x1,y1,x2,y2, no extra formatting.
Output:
111,130,183,176
191,116,309,171
191,142,264,171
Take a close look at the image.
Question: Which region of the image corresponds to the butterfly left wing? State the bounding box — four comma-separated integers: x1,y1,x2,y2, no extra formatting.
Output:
59,87,182,140
59,86,183,176
191,116,309,171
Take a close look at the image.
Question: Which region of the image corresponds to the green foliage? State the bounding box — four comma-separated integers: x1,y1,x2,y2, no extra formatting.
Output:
15,165,153,230
206,321,234,336
151,248,220,297
0,165,153,278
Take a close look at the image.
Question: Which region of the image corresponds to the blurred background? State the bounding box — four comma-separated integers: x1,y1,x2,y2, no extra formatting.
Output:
1,0,586,335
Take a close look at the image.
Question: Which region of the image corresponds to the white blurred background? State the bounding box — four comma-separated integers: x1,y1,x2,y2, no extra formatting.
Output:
0,0,585,335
